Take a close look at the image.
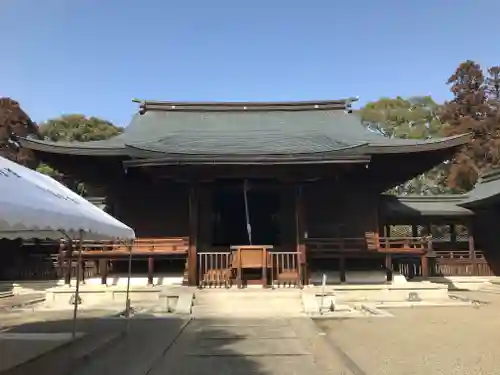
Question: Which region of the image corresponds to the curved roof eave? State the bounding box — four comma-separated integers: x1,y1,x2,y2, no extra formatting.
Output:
459,171,500,208
381,194,473,217
124,140,370,158
18,137,127,156
367,133,472,154
123,143,372,165
18,131,471,158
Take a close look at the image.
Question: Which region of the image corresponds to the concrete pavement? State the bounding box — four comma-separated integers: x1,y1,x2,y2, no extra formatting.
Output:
69,317,353,375
2,314,353,375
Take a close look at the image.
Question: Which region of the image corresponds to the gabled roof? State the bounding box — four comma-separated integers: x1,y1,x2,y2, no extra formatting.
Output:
19,98,471,164
381,194,473,217
459,168,500,208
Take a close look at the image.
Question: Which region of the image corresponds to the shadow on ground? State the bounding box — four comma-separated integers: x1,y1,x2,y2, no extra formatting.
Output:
0,313,270,375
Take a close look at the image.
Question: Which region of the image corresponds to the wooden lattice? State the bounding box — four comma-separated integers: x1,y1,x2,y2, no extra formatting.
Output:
455,224,469,242
389,225,412,237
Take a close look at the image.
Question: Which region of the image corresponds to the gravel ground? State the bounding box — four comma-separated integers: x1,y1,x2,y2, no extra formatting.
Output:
316,291,500,375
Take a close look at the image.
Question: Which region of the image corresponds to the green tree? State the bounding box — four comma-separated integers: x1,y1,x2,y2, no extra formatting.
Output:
37,115,122,194
359,96,451,195
440,60,500,191
0,97,40,168
360,96,444,139
39,114,122,141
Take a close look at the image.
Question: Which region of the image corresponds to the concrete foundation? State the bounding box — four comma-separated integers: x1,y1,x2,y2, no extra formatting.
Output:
83,273,183,287
44,285,194,315
40,278,473,318
319,281,450,302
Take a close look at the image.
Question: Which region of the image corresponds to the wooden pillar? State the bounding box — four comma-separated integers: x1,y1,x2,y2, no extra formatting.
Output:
339,256,346,283
80,259,86,285
58,241,65,279
99,259,108,285
385,254,393,282
187,184,199,286
147,256,154,285
412,224,418,237
450,223,457,245
295,184,307,285
421,255,429,279
467,221,476,275
64,241,72,285
198,185,213,253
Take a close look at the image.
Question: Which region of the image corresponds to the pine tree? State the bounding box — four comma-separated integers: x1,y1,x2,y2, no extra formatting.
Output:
440,61,498,191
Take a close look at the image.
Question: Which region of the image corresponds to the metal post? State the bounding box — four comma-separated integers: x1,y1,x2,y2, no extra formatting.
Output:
125,241,133,334
320,273,327,315
72,231,83,341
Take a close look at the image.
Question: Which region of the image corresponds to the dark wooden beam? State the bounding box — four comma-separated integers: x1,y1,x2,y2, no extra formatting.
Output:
187,184,199,286
99,259,108,285
148,256,154,285
295,184,308,285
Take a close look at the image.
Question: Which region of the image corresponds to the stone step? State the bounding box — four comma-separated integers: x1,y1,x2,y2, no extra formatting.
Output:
195,289,301,300
479,283,500,294
0,291,14,299
191,305,305,318
192,289,304,318
0,281,60,295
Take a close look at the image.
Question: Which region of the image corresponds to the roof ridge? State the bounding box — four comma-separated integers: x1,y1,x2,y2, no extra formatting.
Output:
478,167,500,184
132,98,358,114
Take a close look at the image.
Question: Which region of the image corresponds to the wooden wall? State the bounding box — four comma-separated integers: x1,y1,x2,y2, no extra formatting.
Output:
110,179,190,238
108,178,381,245
303,182,379,238
473,206,500,274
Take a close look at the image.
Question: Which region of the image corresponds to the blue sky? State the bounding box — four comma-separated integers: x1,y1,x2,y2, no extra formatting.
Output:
1,0,499,126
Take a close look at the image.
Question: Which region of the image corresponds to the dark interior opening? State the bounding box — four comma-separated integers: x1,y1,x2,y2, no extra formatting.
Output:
212,179,281,246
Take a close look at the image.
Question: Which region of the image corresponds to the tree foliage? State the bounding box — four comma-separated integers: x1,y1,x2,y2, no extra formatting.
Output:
440,61,500,191
37,115,122,195
0,98,40,168
360,96,444,140
39,114,122,142
359,96,452,195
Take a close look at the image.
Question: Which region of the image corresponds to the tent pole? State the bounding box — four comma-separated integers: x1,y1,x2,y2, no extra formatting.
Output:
72,230,83,341
125,240,133,334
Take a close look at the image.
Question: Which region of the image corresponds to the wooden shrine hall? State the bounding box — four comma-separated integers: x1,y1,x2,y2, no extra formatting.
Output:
19,98,474,287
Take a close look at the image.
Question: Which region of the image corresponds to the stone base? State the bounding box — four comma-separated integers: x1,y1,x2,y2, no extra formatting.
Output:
44,285,193,315
83,273,183,287
418,276,495,291
302,281,451,315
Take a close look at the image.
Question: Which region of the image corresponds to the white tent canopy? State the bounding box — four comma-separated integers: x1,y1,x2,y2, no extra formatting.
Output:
0,156,135,241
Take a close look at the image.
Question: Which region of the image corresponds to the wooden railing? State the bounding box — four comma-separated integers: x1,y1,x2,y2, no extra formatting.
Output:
366,233,431,254
197,250,302,288
269,251,301,288
394,249,494,278
66,237,189,258
305,237,366,255
197,252,232,288
433,250,484,260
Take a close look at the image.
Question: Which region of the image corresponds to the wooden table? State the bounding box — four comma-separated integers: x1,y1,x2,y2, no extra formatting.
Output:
230,245,274,288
